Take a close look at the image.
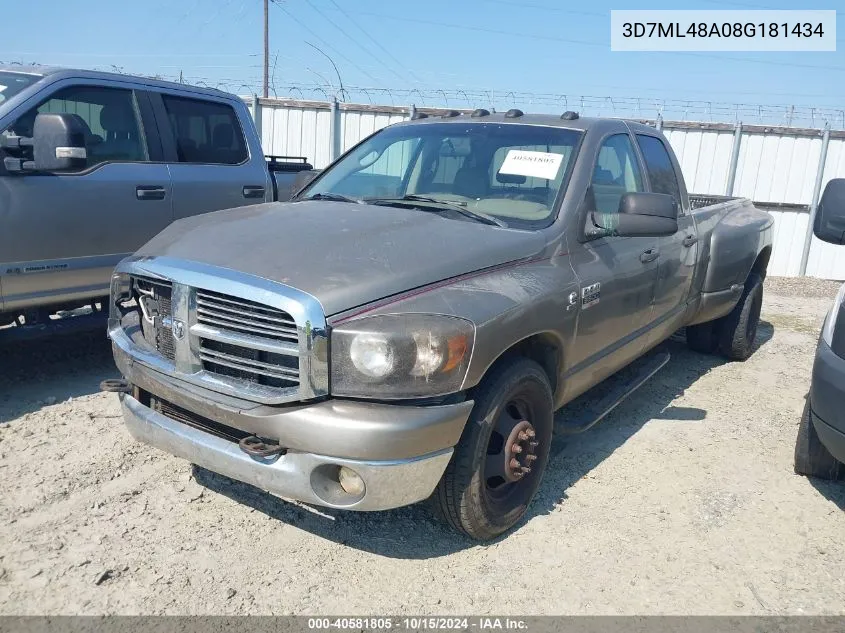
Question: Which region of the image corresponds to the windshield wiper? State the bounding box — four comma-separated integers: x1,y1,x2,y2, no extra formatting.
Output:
367,195,506,227
300,192,361,203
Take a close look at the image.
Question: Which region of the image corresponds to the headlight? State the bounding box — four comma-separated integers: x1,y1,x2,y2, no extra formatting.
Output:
821,282,845,349
331,314,474,398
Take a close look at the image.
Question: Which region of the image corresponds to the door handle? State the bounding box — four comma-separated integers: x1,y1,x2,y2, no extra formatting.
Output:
640,248,659,264
682,235,698,247
243,185,266,199
136,185,166,201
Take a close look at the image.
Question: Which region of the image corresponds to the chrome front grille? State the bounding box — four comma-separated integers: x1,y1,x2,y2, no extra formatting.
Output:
195,289,298,343
198,337,299,389
195,288,300,390
110,258,328,405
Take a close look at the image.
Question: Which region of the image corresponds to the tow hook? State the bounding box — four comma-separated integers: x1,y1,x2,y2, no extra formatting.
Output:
239,436,287,459
100,378,131,394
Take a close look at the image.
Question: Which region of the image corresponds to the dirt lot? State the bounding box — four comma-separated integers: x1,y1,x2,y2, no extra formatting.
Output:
1,277,843,615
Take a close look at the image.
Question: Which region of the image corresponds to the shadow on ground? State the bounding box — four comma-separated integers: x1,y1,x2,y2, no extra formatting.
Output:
195,323,775,559
0,328,118,424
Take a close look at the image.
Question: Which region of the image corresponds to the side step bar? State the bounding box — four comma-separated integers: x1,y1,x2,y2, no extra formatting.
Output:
558,349,671,434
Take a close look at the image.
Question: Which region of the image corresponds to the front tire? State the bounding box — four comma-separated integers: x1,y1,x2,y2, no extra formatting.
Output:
795,400,842,480
431,358,554,541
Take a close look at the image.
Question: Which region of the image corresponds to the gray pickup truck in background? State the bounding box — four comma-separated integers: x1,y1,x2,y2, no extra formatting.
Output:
107,109,774,540
0,66,314,339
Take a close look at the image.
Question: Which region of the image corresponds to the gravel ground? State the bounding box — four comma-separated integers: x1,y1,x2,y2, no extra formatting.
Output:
1,277,843,615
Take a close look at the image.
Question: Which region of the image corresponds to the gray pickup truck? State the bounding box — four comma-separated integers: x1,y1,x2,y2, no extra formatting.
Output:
107,109,773,540
0,66,313,338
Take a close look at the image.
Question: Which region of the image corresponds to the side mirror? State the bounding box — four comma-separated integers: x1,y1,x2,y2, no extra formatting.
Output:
815,178,845,245
32,113,88,171
594,192,678,238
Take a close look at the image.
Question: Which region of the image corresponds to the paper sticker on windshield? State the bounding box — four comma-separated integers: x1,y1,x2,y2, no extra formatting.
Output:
0,86,6,93
499,150,563,180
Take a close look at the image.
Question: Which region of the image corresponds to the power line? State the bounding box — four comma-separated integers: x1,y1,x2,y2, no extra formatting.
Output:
351,11,605,48
477,0,604,17
263,0,269,98
324,0,423,84
350,10,845,74
304,0,407,84
269,0,383,85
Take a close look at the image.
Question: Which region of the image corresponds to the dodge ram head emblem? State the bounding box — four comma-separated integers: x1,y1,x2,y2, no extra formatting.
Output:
172,319,186,340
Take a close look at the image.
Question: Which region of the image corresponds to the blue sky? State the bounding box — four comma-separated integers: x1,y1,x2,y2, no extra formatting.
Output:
2,0,843,125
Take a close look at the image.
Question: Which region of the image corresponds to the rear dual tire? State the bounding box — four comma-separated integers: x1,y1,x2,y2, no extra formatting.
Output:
686,272,764,361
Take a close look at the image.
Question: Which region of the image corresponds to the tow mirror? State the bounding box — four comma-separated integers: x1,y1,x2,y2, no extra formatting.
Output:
32,112,88,172
815,178,845,245
595,192,678,238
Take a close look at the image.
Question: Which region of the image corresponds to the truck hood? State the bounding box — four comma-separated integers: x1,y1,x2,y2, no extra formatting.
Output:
136,200,545,316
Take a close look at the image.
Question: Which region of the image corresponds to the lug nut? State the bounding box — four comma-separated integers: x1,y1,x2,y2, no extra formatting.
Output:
526,454,537,462
511,444,522,454
526,429,536,438
521,466,532,474
509,458,521,471
529,441,539,448
518,431,529,441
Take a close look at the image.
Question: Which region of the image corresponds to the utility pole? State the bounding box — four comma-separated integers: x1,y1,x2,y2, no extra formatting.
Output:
263,0,269,98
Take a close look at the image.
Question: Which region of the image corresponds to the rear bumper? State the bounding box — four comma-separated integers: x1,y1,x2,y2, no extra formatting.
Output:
810,337,845,463
120,393,453,511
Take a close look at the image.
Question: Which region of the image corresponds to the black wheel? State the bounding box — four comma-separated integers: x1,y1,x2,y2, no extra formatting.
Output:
719,272,764,361
431,358,554,541
686,321,721,354
795,400,842,480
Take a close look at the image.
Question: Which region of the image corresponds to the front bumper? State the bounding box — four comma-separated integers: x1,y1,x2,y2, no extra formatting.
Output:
112,343,474,511
810,337,845,464
120,394,453,511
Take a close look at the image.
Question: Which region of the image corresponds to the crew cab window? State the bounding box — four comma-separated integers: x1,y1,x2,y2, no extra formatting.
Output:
161,95,247,165
3,85,148,168
590,134,644,215
636,135,682,209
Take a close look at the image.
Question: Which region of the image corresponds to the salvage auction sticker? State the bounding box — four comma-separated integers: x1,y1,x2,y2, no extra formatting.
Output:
611,10,836,51
499,150,563,181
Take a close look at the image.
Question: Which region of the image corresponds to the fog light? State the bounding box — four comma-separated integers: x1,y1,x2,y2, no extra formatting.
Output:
338,467,365,496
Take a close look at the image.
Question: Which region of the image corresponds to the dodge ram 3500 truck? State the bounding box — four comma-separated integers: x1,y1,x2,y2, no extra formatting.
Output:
107,109,774,540
795,178,845,480
0,66,314,340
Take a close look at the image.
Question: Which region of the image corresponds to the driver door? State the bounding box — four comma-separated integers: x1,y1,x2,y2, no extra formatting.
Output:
565,132,660,395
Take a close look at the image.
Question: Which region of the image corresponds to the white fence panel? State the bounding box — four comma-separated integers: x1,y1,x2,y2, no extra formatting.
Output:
663,129,735,196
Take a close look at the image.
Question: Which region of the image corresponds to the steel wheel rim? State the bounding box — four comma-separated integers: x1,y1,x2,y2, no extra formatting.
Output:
483,396,543,511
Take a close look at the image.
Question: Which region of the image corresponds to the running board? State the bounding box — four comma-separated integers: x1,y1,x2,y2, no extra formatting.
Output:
558,349,671,434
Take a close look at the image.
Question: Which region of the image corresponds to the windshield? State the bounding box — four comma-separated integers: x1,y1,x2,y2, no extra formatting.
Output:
302,122,583,228
0,72,41,106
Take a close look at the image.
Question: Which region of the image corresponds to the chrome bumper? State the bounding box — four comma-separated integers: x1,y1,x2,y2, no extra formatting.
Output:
120,394,453,511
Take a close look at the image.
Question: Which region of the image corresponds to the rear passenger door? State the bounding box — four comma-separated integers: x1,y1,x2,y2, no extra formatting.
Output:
150,92,271,220
0,81,172,312
635,133,696,341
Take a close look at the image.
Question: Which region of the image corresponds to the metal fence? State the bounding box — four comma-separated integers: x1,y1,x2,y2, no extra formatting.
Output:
247,96,845,280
